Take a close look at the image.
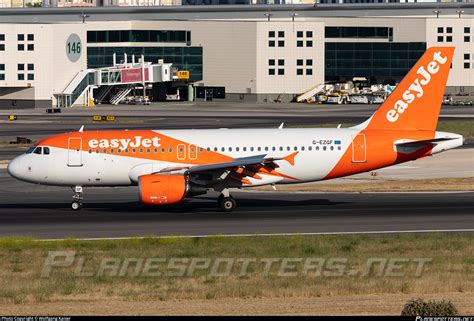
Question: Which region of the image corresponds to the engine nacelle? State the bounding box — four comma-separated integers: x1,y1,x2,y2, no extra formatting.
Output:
138,174,206,205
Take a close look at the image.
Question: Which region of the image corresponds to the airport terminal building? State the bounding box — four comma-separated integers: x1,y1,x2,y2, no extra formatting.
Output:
0,3,473,108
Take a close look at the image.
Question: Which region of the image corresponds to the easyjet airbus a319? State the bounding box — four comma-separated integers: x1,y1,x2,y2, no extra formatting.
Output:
7,47,464,211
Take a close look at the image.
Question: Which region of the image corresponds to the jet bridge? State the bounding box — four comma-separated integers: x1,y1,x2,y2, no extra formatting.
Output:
55,55,181,108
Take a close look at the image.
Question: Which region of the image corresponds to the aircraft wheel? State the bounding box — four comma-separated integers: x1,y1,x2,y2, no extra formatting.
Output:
71,201,83,211
219,196,236,212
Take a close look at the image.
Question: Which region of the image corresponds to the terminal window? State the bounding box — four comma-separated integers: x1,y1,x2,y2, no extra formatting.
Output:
296,30,314,48
325,27,392,39
325,42,426,83
0,64,4,81
269,30,285,48
0,34,4,51
87,30,190,44
296,59,313,76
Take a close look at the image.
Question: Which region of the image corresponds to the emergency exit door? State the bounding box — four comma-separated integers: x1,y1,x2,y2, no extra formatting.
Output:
351,134,367,163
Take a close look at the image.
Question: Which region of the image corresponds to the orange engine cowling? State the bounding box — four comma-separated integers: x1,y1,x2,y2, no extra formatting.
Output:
139,174,186,205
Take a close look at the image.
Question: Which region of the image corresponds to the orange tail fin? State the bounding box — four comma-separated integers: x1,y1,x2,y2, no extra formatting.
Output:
365,47,454,132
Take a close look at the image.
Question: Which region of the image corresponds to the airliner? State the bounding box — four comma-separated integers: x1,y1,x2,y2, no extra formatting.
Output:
7,47,463,211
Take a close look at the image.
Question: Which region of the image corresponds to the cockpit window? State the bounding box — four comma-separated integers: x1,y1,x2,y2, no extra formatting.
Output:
43,147,50,155
26,147,36,154
33,147,42,154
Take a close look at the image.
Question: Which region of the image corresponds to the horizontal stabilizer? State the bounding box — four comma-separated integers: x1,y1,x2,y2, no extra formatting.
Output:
394,137,455,154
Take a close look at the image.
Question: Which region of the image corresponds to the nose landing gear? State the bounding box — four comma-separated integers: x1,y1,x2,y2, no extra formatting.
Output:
71,186,83,211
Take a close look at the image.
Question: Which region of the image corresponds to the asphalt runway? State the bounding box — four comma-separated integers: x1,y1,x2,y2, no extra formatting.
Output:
0,170,472,239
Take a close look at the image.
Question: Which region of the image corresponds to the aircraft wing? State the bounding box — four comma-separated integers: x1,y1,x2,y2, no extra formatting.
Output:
159,152,297,174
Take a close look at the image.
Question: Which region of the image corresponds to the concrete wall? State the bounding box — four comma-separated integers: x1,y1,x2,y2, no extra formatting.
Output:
256,21,325,95
427,17,474,89
0,23,87,107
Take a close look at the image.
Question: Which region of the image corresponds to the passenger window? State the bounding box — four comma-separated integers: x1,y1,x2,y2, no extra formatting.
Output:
214,147,218,152
88,149,92,154
221,147,225,152
154,148,158,153
287,147,290,151
147,148,150,153
229,147,232,152
323,146,327,151
243,147,247,152
316,146,320,151
265,147,269,151
294,146,298,151
236,147,240,152
250,147,254,152
301,146,305,151
26,147,35,154
330,146,334,151
140,148,143,153
169,148,173,153
111,149,114,153
257,147,261,152
279,147,283,151
132,148,136,153
33,147,42,154
308,146,312,151
103,149,107,153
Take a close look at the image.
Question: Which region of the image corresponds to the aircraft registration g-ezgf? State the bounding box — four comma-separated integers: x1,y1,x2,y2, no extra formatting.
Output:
7,47,464,211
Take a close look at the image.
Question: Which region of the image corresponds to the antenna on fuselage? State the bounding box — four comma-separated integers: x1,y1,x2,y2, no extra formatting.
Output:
79,125,85,132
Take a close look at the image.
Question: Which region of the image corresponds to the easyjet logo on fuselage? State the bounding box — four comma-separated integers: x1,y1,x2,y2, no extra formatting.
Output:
386,51,448,123
88,136,161,150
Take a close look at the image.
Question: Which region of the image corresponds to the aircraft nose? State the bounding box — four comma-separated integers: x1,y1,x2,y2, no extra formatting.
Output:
7,156,25,180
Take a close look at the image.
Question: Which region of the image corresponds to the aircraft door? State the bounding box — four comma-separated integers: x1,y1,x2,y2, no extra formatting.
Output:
351,134,367,163
68,137,83,167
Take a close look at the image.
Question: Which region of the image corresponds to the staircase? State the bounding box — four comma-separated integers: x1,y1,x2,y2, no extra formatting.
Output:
95,86,113,104
110,86,133,105
296,84,326,103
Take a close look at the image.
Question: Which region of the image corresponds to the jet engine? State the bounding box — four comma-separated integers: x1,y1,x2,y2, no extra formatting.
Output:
138,174,206,205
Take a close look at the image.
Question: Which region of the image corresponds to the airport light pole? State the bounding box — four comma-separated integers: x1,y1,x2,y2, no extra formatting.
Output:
291,12,298,22
433,9,440,18
80,13,90,23
456,9,464,18
264,12,272,22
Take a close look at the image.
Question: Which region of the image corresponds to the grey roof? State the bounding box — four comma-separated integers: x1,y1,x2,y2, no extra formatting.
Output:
0,3,473,23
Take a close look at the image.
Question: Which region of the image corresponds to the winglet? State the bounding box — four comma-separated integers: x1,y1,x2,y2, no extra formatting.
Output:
278,122,284,130
283,151,298,166
79,125,85,132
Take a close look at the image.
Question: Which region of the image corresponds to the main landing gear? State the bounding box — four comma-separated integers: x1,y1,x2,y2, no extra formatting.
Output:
217,190,236,212
71,186,83,211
